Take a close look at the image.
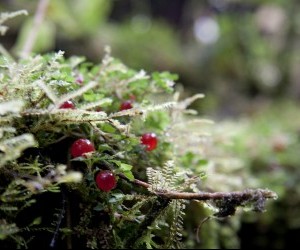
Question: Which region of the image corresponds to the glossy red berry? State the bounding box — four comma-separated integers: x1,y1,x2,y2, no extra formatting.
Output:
141,133,158,151
59,100,75,109
70,138,95,158
120,100,133,111
95,170,117,192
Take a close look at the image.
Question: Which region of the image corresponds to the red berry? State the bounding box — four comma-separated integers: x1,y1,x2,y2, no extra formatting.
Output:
70,138,95,158
141,133,158,151
95,170,117,192
59,100,75,109
120,100,133,111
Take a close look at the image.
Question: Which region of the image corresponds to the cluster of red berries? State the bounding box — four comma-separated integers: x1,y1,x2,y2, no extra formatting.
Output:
65,91,158,192
70,138,117,192
69,132,158,192
59,99,135,112
70,132,158,159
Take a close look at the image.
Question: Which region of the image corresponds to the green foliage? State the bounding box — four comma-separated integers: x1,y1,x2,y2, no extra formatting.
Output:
0,42,208,248
0,9,278,249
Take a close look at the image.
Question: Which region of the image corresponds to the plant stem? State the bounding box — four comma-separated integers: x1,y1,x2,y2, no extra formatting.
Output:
118,173,277,202
20,0,49,58
154,189,277,200
49,189,66,248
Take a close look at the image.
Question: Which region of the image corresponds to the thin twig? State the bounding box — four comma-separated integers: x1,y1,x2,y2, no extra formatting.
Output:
154,189,277,200
49,189,66,248
118,173,150,189
21,0,50,58
118,173,277,201
196,217,210,243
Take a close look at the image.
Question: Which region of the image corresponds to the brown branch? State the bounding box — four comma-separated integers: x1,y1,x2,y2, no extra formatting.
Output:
118,173,277,202
154,189,277,200
118,173,150,189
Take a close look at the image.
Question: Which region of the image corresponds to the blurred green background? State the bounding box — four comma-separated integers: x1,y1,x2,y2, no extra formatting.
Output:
1,0,300,248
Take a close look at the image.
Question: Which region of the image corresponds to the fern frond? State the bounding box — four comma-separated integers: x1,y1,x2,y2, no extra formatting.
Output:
161,160,176,191
47,50,65,69
165,199,186,249
147,161,189,193
36,80,58,104
109,102,176,121
24,109,107,133
109,107,144,118
176,93,205,110
141,102,176,121
0,179,33,202
79,98,113,110
106,118,131,134
146,167,167,192
4,55,43,84
1,56,44,104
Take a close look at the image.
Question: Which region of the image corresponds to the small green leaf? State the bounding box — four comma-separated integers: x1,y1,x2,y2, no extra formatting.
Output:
109,159,121,166
97,144,113,153
109,193,125,203
120,163,133,171
93,203,104,211
101,123,116,133
110,160,133,171
30,217,42,226
123,171,135,181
